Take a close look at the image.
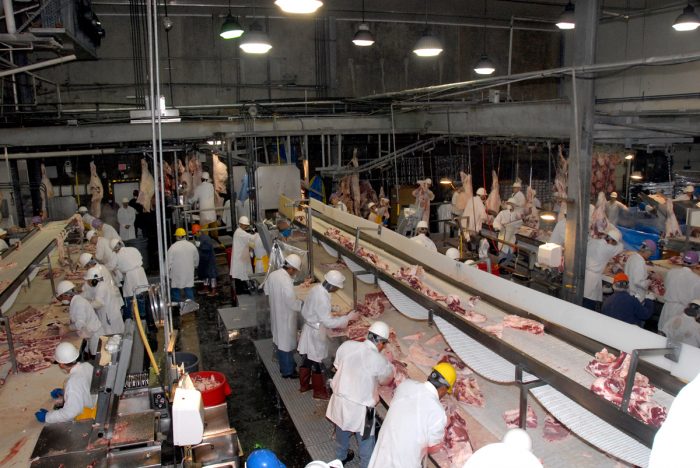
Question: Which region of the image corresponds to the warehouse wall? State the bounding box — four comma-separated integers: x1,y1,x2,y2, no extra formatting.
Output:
33,14,562,110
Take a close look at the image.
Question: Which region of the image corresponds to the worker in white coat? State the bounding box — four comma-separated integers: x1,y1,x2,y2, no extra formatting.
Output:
624,239,656,300
83,267,125,335
605,192,629,225
89,230,118,274
263,254,303,378
463,188,488,238
297,270,358,400
97,220,120,242
549,216,566,247
79,253,121,301
252,233,269,273
167,227,199,302
411,220,437,251
35,343,96,424
510,181,526,217
663,300,700,347
582,229,623,311
659,259,700,334
117,197,137,241
673,185,695,202
115,241,148,321
493,198,521,256
330,194,348,212
190,171,218,239
0,229,9,253
648,370,700,467
55,281,104,355
229,216,255,294
368,362,456,468
464,428,543,468
327,321,394,467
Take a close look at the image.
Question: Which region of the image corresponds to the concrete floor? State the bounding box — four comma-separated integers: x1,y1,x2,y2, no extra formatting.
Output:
177,272,310,466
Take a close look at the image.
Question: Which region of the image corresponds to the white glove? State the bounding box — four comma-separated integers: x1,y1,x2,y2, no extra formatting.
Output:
645,292,656,301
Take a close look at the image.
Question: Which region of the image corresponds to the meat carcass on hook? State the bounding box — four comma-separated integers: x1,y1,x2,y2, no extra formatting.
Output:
664,199,683,238
137,158,155,211
350,149,361,216
485,170,501,217
589,191,609,236
88,162,103,218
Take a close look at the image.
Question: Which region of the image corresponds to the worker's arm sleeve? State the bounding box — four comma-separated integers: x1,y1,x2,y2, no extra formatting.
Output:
283,284,303,312
377,359,394,385
45,385,83,423
637,299,656,322
193,247,199,268
427,410,448,446
319,308,351,329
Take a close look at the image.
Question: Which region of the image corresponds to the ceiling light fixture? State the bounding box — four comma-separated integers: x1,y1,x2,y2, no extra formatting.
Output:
625,153,634,160
673,4,700,31
219,0,243,39
240,22,272,54
352,0,374,46
556,1,576,30
473,0,495,75
413,0,442,57
274,0,323,14
630,171,643,180
539,211,557,221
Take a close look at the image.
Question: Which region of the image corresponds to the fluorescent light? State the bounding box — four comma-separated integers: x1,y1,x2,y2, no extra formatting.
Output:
630,171,643,180
352,23,375,46
474,54,496,75
556,2,576,30
439,178,453,185
413,33,443,57
240,23,272,54
220,13,244,39
673,4,700,31
274,0,323,14
540,211,556,221
207,140,222,146
625,153,634,160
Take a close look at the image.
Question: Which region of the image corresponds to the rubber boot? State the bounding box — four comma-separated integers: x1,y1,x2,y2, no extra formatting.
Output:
198,285,210,296
311,372,330,400
207,288,218,297
298,367,312,393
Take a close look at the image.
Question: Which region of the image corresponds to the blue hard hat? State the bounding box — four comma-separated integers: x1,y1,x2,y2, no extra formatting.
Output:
245,449,286,468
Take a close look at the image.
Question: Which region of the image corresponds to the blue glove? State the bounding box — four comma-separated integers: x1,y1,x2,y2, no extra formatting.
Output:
50,388,63,399
35,408,48,423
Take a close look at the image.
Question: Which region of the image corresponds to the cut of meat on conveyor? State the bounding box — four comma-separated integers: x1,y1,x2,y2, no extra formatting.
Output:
503,406,538,429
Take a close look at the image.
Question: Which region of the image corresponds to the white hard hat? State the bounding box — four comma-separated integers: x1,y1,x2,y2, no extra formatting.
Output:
502,428,533,452
305,461,344,468
610,191,618,198
84,266,103,281
506,197,517,206
285,254,302,271
464,259,477,266
368,320,390,341
56,280,76,296
445,248,460,260
607,228,622,243
464,429,542,468
416,220,429,230
239,216,250,225
110,238,123,250
367,202,376,209
513,181,522,188
476,188,487,196
78,253,94,267
691,299,700,307
202,171,210,181
122,197,129,203
684,185,695,193
54,342,79,364
86,230,97,241
324,270,346,288
78,206,88,214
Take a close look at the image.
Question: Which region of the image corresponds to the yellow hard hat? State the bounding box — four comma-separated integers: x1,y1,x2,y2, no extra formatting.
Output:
174,228,186,237
432,362,457,393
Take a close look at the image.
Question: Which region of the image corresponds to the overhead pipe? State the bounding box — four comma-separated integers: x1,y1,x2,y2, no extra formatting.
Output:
0,55,77,78
2,0,15,33
3,148,116,159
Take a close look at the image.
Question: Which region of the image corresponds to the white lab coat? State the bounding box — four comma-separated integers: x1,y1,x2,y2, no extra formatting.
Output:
462,196,488,234
368,380,447,468
101,223,120,242
253,234,268,274
493,209,521,254
549,219,566,247
93,263,121,305
648,372,700,467
190,181,217,225
222,200,232,232
117,206,137,240
69,294,104,355
583,237,623,302
0,239,8,252
664,314,700,348
606,200,628,225
297,284,352,362
229,227,254,281
263,268,303,352
326,340,393,433
333,201,348,212
95,237,118,272
659,267,700,334
45,362,95,423
411,233,437,251
82,281,125,335
510,190,526,217
167,240,199,289
437,203,453,235
624,252,649,300
117,246,148,297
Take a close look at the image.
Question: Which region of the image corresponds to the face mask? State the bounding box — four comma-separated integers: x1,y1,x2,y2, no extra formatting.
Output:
61,299,70,305
281,228,292,237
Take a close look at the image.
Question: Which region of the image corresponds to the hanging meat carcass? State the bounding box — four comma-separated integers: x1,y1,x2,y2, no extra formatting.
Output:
40,163,54,220
590,150,620,198
350,148,361,216
589,192,609,236
137,158,155,212
163,161,174,197
187,154,203,194
212,153,228,209
177,159,192,198
458,172,474,233
485,170,501,218
522,186,540,229
89,162,103,218
664,198,683,238
412,178,435,223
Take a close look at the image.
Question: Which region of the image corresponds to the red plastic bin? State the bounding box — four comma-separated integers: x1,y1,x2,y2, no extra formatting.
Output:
190,371,232,407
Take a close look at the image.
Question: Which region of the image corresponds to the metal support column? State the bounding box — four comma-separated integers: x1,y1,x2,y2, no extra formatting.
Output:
563,0,598,305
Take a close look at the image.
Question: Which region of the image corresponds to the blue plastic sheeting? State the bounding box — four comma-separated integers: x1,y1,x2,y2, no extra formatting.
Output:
617,225,661,260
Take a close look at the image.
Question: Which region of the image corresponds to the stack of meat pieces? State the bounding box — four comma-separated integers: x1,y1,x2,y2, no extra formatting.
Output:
503,406,570,442
452,372,485,407
485,314,545,339
503,405,538,429
586,348,667,427
356,292,390,319
0,305,71,374
323,228,389,270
